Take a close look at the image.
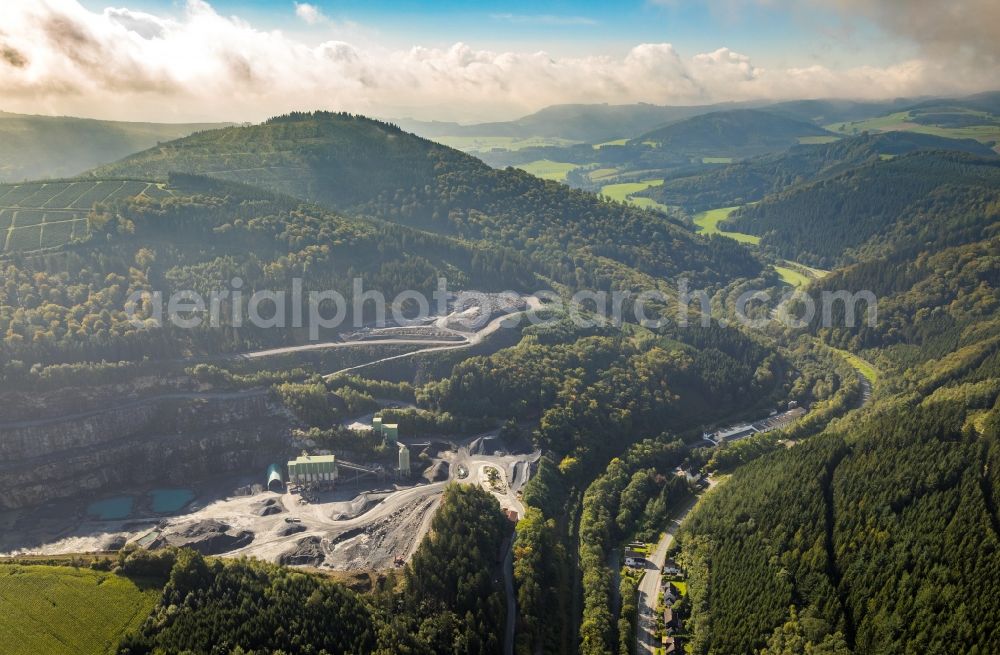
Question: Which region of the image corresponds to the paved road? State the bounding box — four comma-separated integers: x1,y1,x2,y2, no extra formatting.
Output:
635,481,715,655
503,531,517,655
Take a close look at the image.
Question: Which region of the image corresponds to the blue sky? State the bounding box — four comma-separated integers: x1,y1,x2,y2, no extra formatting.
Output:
79,0,909,67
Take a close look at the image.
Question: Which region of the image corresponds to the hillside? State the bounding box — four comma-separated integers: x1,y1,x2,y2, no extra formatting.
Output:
721,150,1000,267
635,109,834,155
679,229,1000,654
93,111,762,287
0,173,536,366
395,101,748,143
639,131,997,211
828,92,1000,146
0,112,226,182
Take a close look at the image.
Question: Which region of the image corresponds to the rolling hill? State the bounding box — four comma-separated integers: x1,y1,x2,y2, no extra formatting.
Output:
93,111,762,287
639,131,997,211
635,108,835,155
394,101,751,143
721,150,1000,267
0,112,227,182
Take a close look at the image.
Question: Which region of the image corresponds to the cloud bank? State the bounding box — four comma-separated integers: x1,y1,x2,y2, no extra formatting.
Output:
0,0,995,123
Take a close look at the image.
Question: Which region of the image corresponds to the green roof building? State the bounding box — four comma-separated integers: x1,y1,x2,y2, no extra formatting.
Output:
287,453,338,484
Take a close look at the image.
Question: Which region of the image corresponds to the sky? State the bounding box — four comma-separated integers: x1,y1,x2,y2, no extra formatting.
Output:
0,0,997,123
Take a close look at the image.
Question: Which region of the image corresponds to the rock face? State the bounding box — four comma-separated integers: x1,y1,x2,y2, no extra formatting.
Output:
156,519,254,555
0,389,291,510
279,536,326,566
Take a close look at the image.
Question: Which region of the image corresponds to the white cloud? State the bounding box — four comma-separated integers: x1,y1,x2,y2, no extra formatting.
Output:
0,0,994,124
294,3,326,26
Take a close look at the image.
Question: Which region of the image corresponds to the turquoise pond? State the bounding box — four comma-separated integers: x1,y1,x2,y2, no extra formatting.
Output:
86,496,134,520
150,488,194,513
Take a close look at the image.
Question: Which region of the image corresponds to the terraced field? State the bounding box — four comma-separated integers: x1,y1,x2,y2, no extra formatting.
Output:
0,180,169,252
0,564,160,655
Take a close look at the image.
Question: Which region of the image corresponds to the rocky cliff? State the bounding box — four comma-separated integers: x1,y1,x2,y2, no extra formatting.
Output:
0,389,291,509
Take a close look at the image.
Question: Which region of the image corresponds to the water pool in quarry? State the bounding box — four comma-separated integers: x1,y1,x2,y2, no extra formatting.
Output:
150,488,195,513
85,488,194,520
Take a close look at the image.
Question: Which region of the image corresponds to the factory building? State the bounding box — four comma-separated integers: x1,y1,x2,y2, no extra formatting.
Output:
287,453,338,485
372,416,399,444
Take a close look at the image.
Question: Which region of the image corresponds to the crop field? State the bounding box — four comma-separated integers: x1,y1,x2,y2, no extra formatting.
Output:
517,159,581,181
0,564,159,655
432,135,580,152
0,179,169,252
826,109,1000,146
593,138,628,149
797,135,841,145
600,180,671,213
692,206,761,244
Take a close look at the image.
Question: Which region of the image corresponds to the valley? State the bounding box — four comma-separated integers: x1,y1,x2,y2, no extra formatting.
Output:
1,88,999,655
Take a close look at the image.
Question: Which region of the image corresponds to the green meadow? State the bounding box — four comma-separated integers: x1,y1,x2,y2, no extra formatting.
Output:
516,159,580,181
692,206,760,244
0,564,160,655
600,180,671,212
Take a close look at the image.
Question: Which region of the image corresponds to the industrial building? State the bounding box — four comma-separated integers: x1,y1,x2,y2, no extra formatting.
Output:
287,453,338,485
397,442,411,476
372,416,399,443
266,463,284,492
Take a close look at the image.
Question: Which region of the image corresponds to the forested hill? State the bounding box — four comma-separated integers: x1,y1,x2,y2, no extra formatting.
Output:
640,131,997,211
93,111,762,287
721,150,1000,267
0,174,536,367
0,111,226,183
678,226,1000,655
634,108,833,154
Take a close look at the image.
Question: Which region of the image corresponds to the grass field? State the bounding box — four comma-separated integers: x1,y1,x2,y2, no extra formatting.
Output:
825,110,1000,145
593,138,628,149
797,135,841,145
826,346,879,384
587,167,621,182
432,135,580,152
600,180,671,213
0,180,167,252
0,564,159,655
773,264,811,287
516,159,580,181
692,207,760,244
701,157,733,164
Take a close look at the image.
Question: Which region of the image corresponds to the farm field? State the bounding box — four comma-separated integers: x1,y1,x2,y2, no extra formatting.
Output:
797,135,841,144
825,109,1000,146
600,180,671,212
0,179,168,252
0,564,160,655
691,206,760,244
593,138,628,149
516,159,580,181
432,135,580,152
701,156,734,164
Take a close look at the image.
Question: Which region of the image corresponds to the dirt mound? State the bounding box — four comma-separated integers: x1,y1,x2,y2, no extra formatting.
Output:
279,536,325,566
157,519,254,555
252,498,284,516
469,436,499,456
275,523,307,537
423,460,449,482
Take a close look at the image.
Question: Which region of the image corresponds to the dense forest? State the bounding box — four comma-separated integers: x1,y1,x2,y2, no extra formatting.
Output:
94,112,762,289
638,132,995,212
721,151,1000,267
